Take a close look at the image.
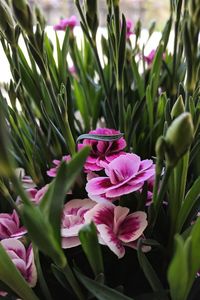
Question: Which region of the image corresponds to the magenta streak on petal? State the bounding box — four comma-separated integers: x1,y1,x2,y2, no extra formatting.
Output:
93,206,114,228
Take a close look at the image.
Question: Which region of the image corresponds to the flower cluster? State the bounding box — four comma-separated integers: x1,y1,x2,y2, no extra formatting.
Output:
45,128,155,258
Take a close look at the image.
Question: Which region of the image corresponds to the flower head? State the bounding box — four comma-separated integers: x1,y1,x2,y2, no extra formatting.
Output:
84,203,148,258
144,49,156,66
53,16,78,31
126,19,134,38
0,210,26,240
47,155,70,177
86,153,155,202
80,128,126,172
61,199,96,248
1,239,37,287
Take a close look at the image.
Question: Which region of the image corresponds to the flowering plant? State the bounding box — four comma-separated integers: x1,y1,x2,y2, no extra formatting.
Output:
0,0,200,300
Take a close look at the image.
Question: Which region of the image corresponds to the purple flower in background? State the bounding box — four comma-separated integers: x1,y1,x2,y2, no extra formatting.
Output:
84,203,148,258
61,199,96,248
126,20,134,38
1,239,37,287
53,15,78,31
86,153,155,202
0,210,26,240
144,49,156,65
79,128,126,172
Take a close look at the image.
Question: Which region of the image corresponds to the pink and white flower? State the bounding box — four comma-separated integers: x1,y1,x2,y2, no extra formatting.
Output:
53,16,78,31
47,155,70,177
84,203,148,258
61,199,96,248
86,153,155,202
144,49,156,66
0,210,26,240
1,239,37,287
80,128,126,172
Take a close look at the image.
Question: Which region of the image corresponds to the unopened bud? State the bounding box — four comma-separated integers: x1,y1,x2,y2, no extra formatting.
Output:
35,6,46,30
12,0,33,35
189,0,200,28
85,0,99,39
171,95,185,119
0,0,15,45
165,113,194,166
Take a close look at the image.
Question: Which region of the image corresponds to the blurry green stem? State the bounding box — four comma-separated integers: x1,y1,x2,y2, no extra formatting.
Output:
151,165,172,231
171,0,183,96
62,264,85,300
34,246,53,300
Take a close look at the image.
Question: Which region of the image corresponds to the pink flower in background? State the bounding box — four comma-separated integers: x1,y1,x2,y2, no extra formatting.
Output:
144,49,156,65
28,185,49,204
61,199,96,248
1,239,37,287
126,20,134,38
53,16,78,31
86,153,155,202
47,155,70,177
0,210,26,240
80,128,126,172
69,65,77,76
84,203,148,258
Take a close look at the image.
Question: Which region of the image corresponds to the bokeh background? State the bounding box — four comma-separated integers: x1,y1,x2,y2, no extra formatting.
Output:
29,0,170,29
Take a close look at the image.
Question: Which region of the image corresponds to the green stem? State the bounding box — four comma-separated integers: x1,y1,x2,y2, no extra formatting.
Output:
151,166,172,232
34,246,53,300
62,264,85,300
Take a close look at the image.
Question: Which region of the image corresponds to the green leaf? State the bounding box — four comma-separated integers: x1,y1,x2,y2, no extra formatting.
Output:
131,57,144,100
77,133,124,143
176,177,200,232
79,222,104,277
40,146,91,244
137,240,164,293
75,270,134,300
74,79,90,131
0,243,39,300
167,235,190,300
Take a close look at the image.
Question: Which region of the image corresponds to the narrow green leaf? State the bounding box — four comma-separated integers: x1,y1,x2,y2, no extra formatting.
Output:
137,240,164,293
77,133,124,143
176,177,200,232
79,222,104,277
167,235,189,300
75,270,134,300
40,146,91,244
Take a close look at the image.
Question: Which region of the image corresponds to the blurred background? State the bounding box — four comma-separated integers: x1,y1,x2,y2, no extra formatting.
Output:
29,0,170,29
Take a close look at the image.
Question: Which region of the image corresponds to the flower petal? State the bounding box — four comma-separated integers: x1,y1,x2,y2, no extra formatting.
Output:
119,211,148,243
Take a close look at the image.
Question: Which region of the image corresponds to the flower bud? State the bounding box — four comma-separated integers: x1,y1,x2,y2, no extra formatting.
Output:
85,0,99,39
189,0,200,28
11,0,33,35
165,113,194,166
0,0,15,45
35,6,46,30
171,95,185,119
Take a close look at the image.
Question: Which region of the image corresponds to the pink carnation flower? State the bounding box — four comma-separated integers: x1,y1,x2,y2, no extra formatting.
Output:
47,155,70,177
53,16,78,31
126,20,134,38
80,128,126,172
84,203,148,258
61,199,96,248
0,210,26,240
144,49,156,66
1,239,37,287
86,153,155,202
